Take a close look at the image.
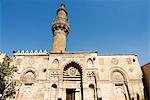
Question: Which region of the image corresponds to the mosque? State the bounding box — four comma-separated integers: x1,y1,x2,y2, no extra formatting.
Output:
5,2,144,100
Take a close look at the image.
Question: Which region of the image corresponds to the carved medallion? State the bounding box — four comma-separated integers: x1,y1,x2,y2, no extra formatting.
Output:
111,58,119,65
68,67,77,76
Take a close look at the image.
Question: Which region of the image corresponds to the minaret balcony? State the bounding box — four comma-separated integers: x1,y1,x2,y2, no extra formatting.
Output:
52,20,70,34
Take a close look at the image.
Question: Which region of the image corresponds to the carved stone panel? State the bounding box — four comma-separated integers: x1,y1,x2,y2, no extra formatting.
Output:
86,71,95,81
49,71,59,80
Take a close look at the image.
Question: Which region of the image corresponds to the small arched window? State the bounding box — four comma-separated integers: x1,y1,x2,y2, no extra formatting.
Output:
51,84,57,99
89,84,94,89
89,84,95,100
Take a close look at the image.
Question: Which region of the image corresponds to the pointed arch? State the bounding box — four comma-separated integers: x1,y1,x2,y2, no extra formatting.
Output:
64,61,82,73
52,59,59,68
19,68,37,100
110,68,130,100
87,58,94,68
50,84,58,99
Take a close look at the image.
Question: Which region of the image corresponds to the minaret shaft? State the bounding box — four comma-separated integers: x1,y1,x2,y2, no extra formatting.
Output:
51,30,67,53
51,3,70,53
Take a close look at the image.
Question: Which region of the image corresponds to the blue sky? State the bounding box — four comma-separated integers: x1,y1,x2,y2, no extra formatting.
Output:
0,0,149,65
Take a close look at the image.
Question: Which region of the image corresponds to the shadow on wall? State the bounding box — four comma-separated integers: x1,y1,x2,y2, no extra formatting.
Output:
142,63,150,100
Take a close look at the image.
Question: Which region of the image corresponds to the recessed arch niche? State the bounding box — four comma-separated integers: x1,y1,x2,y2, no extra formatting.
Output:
111,70,130,100
19,69,36,99
21,70,36,83
63,61,84,100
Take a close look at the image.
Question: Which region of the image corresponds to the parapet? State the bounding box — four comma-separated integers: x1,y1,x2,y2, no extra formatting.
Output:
13,50,49,56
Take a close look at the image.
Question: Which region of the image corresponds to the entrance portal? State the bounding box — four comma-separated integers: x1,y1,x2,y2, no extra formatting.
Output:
66,89,76,100
63,62,83,100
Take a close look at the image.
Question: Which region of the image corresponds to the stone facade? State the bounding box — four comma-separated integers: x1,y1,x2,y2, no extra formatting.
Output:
11,51,144,100
9,2,144,100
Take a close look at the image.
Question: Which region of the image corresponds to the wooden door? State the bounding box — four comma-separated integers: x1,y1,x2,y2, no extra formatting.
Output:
66,89,75,100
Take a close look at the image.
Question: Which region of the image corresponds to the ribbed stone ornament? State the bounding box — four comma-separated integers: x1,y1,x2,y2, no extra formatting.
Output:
68,67,77,76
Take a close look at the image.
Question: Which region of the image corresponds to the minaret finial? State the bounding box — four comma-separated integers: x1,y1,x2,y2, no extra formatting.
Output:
61,0,65,5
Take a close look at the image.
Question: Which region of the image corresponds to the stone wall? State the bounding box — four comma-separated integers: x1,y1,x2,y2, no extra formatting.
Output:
11,51,144,100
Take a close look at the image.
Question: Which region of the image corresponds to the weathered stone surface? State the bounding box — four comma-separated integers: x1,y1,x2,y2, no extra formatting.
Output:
10,52,144,100
8,2,145,100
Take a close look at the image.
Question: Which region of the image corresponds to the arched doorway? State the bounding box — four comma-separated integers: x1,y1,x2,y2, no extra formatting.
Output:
63,62,83,100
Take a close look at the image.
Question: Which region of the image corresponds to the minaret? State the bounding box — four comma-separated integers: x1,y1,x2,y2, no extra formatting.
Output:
51,2,70,53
